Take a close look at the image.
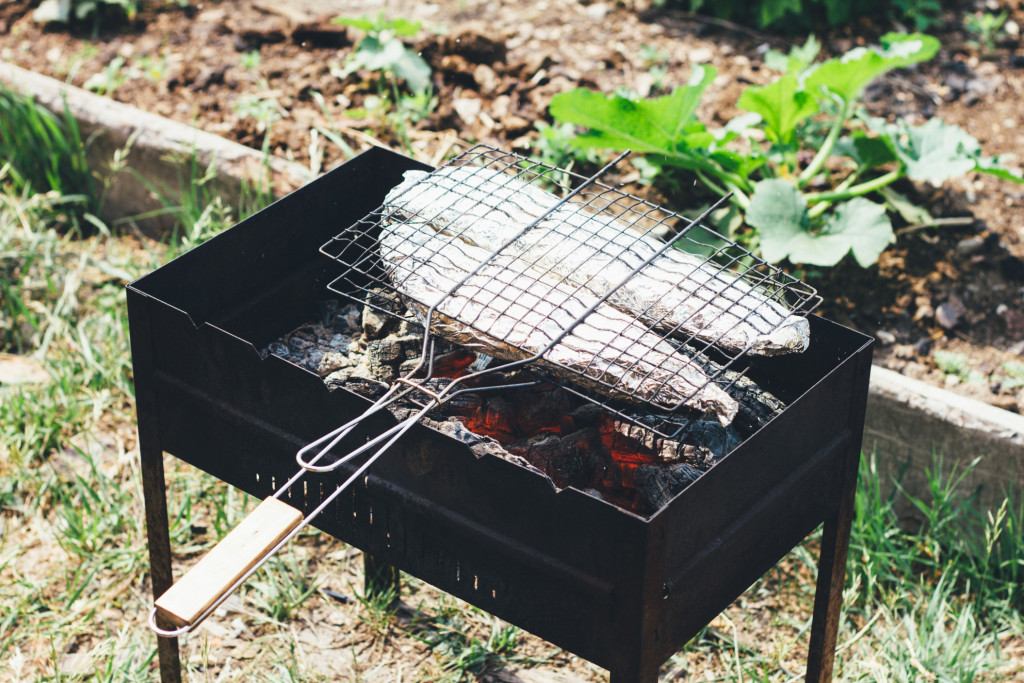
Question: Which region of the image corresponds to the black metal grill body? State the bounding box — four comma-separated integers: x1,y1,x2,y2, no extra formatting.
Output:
128,147,873,683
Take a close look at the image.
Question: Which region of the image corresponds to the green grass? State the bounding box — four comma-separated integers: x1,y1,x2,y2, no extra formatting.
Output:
0,84,97,231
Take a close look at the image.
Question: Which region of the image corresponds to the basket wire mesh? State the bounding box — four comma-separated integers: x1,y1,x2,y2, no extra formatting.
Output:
321,145,820,434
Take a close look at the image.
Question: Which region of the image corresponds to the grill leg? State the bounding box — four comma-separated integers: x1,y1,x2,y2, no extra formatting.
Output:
140,444,183,683
804,453,859,683
363,552,401,598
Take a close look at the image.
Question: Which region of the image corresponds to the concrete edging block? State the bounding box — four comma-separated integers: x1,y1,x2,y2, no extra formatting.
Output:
866,366,1023,515
0,60,310,234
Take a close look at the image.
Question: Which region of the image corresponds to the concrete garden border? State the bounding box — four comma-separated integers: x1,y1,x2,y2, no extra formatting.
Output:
2,60,1021,515
0,61,309,235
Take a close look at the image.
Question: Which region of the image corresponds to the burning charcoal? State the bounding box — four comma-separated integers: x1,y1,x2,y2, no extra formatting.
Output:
362,306,397,340
317,351,353,377
506,429,598,489
318,299,340,326
332,303,362,333
267,341,290,358
633,462,704,510
326,376,388,399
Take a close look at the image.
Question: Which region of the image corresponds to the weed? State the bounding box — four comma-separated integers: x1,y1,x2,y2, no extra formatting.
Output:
355,583,400,638
83,55,129,96
331,13,437,151
528,121,600,192
333,14,432,95
411,602,524,682
966,11,1008,55
247,550,322,623
0,84,98,226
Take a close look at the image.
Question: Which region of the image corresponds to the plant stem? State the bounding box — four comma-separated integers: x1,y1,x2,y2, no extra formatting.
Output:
804,168,903,204
694,170,750,211
806,167,862,218
797,100,849,188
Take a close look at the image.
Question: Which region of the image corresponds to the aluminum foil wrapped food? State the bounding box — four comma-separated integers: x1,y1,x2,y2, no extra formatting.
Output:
378,220,740,425
384,166,810,356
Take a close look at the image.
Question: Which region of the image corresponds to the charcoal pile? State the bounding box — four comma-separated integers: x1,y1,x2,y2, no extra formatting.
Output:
261,297,787,514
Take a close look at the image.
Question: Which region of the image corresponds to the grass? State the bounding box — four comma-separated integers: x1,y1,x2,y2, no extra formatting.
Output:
0,84,97,231
1,88,1022,682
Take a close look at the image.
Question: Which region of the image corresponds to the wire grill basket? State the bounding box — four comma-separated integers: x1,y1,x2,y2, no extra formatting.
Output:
321,145,819,426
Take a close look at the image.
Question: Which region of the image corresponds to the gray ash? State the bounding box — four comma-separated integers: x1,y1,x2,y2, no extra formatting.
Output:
262,297,786,515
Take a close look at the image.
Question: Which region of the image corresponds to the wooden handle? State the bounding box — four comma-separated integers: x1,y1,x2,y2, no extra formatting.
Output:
154,497,304,628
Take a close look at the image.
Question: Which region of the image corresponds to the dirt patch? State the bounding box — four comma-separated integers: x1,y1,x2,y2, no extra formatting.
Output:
2,0,1024,413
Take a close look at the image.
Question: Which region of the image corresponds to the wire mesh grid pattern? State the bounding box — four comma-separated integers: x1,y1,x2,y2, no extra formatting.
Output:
321,145,820,430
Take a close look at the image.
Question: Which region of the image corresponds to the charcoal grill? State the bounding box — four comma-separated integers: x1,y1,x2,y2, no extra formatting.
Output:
128,146,873,683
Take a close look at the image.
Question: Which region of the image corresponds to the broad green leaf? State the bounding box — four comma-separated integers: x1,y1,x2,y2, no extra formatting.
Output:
737,75,819,145
722,111,762,136
344,36,431,93
895,118,980,184
332,16,375,31
709,148,766,178
750,181,894,266
764,35,821,75
746,179,809,264
820,198,895,267
880,186,935,226
392,46,432,93
760,0,801,27
974,155,1024,183
806,33,940,103
879,32,942,67
389,17,422,37
834,131,898,169
549,65,717,155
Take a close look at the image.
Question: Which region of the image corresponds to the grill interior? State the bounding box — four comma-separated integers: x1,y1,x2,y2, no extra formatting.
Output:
129,146,873,683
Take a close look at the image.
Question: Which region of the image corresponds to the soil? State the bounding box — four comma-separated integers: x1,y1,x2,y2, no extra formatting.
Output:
2,1,1024,412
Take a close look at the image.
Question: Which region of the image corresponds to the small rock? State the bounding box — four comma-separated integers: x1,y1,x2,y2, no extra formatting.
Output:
893,344,916,360
317,352,352,376
585,2,609,20
362,307,395,340
913,338,932,355
499,114,531,136
955,235,985,255
875,330,896,345
472,63,501,94
935,302,960,330
228,15,289,46
689,47,713,63
913,304,934,321
945,374,961,388
999,305,1024,337
453,96,482,126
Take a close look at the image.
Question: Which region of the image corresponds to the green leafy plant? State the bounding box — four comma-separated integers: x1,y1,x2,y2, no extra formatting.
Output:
330,14,436,151
83,55,129,96
550,33,1023,269
932,350,984,383
999,360,1024,390
661,0,944,32
965,11,1008,55
0,84,98,229
33,0,138,26
333,14,432,95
